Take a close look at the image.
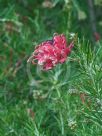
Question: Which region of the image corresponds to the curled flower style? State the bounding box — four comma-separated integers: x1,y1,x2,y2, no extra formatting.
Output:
28,34,74,70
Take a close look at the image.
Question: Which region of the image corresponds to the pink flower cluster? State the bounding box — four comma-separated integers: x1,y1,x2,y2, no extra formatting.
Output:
28,34,74,70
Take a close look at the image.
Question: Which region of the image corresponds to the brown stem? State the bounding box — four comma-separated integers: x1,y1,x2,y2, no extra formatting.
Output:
88,0,96,32
87,0,98,42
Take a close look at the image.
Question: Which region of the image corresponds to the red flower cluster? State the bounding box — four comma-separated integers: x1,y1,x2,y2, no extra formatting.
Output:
28,34,74,70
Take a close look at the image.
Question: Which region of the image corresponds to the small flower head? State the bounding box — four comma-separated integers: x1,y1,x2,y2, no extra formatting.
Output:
28,34,74,70
94,32,101,42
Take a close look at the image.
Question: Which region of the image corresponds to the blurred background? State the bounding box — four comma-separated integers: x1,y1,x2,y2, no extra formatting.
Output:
0,0,102,136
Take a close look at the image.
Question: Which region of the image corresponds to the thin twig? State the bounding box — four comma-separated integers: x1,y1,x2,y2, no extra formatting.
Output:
88,0,97,33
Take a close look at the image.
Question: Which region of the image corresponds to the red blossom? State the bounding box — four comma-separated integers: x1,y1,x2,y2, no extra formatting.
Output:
94,32,101,41
28,34,74,70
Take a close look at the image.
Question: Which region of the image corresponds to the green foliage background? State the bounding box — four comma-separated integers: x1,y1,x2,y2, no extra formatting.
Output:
0,0,102,136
